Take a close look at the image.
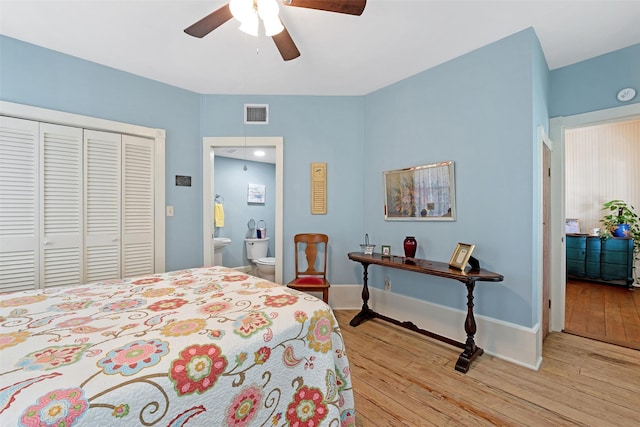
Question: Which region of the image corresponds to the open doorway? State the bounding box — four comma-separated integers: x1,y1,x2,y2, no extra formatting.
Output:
202,137,284,283
549,103,640,346
563,118,640,349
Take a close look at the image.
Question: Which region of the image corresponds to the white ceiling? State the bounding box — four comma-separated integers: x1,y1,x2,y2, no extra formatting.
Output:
213,145,276,164
2,1,639,96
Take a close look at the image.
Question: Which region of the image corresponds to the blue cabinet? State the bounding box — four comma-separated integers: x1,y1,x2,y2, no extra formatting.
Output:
585,236,601,279
566,235,586,277
566,235,634,287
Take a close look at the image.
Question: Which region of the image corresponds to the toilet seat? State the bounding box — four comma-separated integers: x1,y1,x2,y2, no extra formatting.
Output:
255,257,276,265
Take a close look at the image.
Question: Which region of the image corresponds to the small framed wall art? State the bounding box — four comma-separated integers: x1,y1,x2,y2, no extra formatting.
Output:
383,160,456,221
247,183,266,204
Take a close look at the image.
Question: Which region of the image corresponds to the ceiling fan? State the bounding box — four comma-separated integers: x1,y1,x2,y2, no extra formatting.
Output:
184,0,367,61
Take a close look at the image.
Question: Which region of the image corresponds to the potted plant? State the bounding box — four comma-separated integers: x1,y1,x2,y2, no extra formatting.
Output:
600,200,640,284
600,200,640,240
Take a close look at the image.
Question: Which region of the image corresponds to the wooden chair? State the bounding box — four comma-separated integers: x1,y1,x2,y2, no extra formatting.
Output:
287,233,330,303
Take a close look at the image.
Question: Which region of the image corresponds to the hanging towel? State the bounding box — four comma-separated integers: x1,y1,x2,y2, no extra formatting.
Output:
214,203,225,227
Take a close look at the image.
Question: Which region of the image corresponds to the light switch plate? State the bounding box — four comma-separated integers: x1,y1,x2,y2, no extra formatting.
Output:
166,206,174,217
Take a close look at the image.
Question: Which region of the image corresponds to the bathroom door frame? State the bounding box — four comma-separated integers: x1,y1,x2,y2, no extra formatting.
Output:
202,136,284,284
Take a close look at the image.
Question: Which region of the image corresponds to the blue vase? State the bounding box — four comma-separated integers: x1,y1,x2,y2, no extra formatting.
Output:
612,224,630,238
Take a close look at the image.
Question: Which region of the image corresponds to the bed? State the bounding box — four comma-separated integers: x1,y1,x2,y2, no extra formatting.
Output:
0,266,355,426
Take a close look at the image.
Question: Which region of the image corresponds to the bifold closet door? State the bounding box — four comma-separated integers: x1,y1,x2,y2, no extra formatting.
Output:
0,117,39,292
0,118,83,290
85,131,155,281
84,130,122,282
39,123,84,288
122,135,155,277
1,117,155,292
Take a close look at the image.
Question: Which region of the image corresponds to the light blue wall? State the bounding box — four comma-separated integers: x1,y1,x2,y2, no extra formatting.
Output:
2,31,637,329
0,35,202,272
200,95,365,284
213,156,276,267
550,43,640,117
362,28,542,326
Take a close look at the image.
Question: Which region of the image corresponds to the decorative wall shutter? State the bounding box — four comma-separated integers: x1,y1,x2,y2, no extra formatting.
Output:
122,135,155,277
40,123,84,288
0,117,39,292
84,130,122,282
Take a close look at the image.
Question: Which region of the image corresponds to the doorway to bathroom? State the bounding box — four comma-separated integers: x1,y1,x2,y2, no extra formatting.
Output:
202,137,284,284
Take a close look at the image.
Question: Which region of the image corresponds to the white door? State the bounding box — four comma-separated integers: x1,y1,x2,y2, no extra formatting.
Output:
39,123,84,288
122,135,155,277
0,117,39,292
84,129,122,282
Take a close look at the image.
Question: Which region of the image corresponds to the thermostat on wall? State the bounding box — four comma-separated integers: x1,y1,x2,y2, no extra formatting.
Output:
175,175,192,187
616,87,636,102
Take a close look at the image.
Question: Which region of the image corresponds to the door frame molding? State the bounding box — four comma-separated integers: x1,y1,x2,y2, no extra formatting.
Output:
202,136,283,284
0,100,166,273
538,126,552,345
549,102,640,332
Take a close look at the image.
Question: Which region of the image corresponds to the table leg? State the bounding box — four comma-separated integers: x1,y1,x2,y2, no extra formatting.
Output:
350,263,376,326
455,280,484,373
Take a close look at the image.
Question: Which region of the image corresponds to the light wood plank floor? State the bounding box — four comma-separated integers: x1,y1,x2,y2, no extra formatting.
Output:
565,279,640,350
334,310,640,426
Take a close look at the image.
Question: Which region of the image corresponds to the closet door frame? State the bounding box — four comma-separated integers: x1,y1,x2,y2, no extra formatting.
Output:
1,101,166,274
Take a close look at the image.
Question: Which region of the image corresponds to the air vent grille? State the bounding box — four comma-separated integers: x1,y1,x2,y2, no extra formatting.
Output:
245,104,268,124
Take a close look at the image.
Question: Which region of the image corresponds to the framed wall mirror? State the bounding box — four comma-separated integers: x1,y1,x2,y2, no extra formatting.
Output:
383,160,456,221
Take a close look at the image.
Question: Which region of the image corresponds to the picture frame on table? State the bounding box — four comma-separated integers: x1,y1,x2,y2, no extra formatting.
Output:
565,218,580,234
449,243,475,270
381,245,391,257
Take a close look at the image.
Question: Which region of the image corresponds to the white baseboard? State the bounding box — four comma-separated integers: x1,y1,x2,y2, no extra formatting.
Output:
330,284,541,370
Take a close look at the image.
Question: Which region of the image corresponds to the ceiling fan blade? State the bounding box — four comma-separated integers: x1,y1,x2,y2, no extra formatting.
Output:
184,4,233,38
272,24,300,61
282,0,366,16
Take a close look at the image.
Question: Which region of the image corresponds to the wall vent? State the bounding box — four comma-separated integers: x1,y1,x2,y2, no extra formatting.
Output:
244,104,269,124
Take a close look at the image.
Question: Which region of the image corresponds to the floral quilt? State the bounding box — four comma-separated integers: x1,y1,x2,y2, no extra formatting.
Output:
0,267,355,426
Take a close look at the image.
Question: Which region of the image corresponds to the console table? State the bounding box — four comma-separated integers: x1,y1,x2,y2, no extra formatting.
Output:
347,252,504,373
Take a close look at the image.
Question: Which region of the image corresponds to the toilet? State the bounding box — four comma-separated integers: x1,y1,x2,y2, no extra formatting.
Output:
245,238,276,282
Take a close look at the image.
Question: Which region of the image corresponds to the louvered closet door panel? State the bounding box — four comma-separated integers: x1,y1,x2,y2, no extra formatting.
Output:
122,135,154,277
84,130,121,282
40,123,83,288
0,117,39,292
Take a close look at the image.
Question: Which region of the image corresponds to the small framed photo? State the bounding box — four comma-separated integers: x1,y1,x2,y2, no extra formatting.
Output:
449,243,475,270
381,245,391,256
565,218,580,234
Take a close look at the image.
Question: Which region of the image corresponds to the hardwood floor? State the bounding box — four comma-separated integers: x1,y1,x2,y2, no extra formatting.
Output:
564,279,640,350
334,310,640,426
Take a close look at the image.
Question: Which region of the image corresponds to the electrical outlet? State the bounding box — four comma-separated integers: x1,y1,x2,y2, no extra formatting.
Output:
384,277,391,291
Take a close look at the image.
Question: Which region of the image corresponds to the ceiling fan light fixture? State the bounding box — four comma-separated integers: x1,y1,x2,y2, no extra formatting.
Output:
259,0,283,35
238,13,259,36
229,0,255,23
263,16,284,36
230,0,282,37
257,0,279,18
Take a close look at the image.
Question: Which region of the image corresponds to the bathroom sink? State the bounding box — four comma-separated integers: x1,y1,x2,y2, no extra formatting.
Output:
213,237,232,249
